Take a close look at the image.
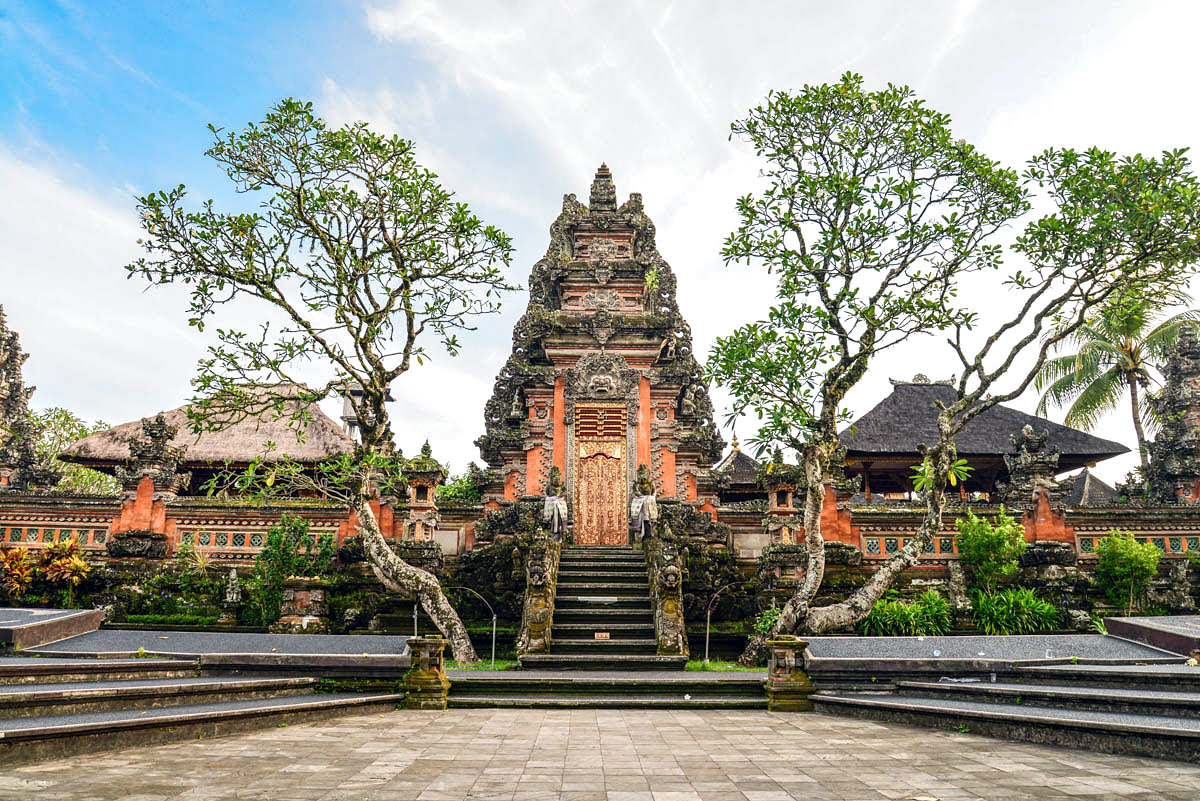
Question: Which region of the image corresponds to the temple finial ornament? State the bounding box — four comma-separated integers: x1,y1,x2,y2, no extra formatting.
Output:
589,163,617,212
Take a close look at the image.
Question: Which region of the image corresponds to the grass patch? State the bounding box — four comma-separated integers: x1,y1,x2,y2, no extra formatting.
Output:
445,659,521,671
685,659,761,672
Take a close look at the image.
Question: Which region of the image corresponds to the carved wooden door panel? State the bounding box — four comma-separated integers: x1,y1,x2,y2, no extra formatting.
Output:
574,405,627,546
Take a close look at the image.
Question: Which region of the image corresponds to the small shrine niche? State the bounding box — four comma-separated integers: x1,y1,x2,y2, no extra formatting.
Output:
403,441,446,542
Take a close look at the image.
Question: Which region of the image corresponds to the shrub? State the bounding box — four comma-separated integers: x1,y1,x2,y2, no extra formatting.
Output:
38,537,91,607
955,507,1025,593
0,546,34,598
243,514,335,626
1095,529,1161,615
754,605,782,635
971,588,1059,634
860,590,952,636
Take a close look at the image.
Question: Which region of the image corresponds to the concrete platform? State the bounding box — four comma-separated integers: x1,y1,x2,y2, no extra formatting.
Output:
0,608,103,649
26,629,413,677
1107,615,1200,656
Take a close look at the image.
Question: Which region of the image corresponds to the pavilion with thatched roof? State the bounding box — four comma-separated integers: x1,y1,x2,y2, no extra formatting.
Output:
60,387,356,494
840,376,1128,499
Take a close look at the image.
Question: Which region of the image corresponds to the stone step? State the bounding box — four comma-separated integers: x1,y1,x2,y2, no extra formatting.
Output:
0,692,403,767
447,672,764,696
558,563,647,575
556,582,649,596
559,553,644,563
550,639,658,655
557,569,648,582
519,653,688,671
900,679,1200,719
449,694,766,709
1014,663,1200,692
552,623,655,639
553,608,654,625
553,596,651,610
810,692,1200,763
0,676,318,719
0,658,198,686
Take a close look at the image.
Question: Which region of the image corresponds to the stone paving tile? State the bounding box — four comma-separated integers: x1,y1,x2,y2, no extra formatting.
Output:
6,708,1200,801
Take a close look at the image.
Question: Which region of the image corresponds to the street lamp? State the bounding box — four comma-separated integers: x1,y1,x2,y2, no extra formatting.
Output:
446,586,498,668
705,582,742,664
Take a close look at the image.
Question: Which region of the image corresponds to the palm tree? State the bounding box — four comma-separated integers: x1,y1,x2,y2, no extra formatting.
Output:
1035,294,1199,470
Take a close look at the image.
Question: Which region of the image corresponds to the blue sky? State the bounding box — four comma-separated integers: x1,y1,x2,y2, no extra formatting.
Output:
3,1,1199,482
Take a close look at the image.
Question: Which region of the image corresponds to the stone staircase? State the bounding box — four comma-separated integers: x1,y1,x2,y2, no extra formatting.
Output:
0,657,402,766
517,545,688,671
812,663,1200,762
449,670,765,708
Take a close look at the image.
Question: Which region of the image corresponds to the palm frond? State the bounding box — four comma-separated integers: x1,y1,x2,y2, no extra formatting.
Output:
1062,366,1125,431
1144,311,1200,361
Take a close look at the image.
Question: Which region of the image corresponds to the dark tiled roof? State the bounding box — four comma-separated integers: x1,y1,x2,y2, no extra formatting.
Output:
1068,468,1118,507
714,448,760,486
839,382,1128,465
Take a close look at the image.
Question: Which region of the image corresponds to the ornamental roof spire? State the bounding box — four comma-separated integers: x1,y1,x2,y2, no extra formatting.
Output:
589,163,617,212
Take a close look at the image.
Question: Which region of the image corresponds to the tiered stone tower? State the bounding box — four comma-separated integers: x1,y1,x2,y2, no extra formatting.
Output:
1146,322,1200,504
476,165,723,545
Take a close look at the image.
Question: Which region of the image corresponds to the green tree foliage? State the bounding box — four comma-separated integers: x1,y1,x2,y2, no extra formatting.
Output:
971,588,1059,635
859,590,952,636
436,463,486,504
955,507,1026,593
125,98,515,662
709,73,1028,655
1036,290,1199,469
31,408,120,495
1095,530,1162,615
243,514,334,627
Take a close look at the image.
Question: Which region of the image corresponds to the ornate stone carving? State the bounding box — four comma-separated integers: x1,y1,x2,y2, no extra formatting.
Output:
590,309,617,345
995,425,1070,510
0,306,61,491
516,532,561,656
581,289,622,310
113,414,191,495
566,352,639,403
644,538,687,656
1144,323,1200,504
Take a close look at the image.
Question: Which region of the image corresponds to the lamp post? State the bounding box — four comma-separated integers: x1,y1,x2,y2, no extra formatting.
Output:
705,582,742,663
446,586,497,668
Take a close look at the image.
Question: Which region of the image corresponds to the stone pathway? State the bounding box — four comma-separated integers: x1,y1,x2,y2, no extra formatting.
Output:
6,708,1200,801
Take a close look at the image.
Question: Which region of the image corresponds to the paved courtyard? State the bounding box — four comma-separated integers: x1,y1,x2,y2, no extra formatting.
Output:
5,708,1198,801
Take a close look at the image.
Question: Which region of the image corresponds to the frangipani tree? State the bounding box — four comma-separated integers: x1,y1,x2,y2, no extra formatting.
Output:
707,74,1028,660
127,99,516,662
712,75,1200,663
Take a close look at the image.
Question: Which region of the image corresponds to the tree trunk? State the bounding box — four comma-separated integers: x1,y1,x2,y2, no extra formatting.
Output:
737,442,953,664
737,449,827,665
357,498,479,663
1128,375,1149,471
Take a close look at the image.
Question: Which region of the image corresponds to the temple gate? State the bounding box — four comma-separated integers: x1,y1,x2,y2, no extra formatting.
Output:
475,164,724,544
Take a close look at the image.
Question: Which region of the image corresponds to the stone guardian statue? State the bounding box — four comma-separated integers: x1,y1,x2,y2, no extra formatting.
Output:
630,464,659,545
542,466,568,542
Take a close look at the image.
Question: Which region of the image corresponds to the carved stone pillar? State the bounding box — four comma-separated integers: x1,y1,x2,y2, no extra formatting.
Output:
763,635,815,712
403,636,450,710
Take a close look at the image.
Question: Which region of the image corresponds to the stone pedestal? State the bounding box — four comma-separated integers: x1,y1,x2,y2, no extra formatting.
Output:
763,635,815,712
270,577,329,633
403,636,450,710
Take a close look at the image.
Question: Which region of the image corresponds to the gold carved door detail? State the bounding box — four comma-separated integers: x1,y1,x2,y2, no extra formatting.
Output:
574,405,627,546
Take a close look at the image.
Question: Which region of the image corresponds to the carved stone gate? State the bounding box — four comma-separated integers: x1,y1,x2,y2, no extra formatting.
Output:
573,404,628,545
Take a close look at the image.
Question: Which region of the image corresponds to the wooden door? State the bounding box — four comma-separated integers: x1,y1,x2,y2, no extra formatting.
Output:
574,405,627,546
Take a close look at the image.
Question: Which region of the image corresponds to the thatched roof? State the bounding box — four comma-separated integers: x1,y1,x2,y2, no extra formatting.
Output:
1068,468,1118,507
839,380,1128,471
714,447,760,486
61,389,355,468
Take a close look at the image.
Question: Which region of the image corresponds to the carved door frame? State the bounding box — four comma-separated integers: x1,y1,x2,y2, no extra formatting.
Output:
572,402,629,546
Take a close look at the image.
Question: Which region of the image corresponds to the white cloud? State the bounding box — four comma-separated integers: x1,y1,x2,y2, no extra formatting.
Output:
350,0,1200,483
0,147,206,425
